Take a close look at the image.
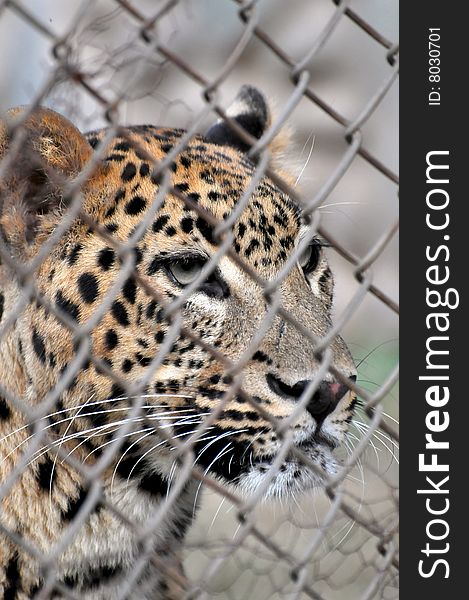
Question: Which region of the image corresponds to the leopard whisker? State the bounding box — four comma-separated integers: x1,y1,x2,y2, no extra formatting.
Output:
28,417,162,468
380,410,399,426
207,495,227,534
192,443,234,518
90,429,156,466
319,201,363,211
239,428,268,463
294,131,315,187
347,429,381,467
190,429,250,517
28,422,132,469
68,426,156,464
322,439,365,555
110,428,161,498
48,393,97,513
344,437,365,487
121,427,209,490
355,339,398,369
0,404,197,462
0,397,196,445
228,453,235,476
350,424,383,470
14,407,198,464
352,420,399,466
166,459,178,500
195,429,247,465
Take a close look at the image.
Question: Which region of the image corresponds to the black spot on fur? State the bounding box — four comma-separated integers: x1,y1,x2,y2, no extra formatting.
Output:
121,162,137,182
32,329,46,364
63,564,121,591
105,329,119,351
252,350,272,364
200,169,214,184
152,214,170,233
0,396,11,420
135,352,151,367
134,247,143,265
56,291,80,322
181,217,193,233
68,243,83,265
125,196,147,215
178,424,251,481
140,469,169,496
114,189,125,204
187,192,200,203
122,359,134,373
196,217,215,244
4,554,21,600
245,239,260,257
37,455,56,490
111,383,125,399
0,292,4,321
139,163,150,177
223,409,260,422
114,450,168,496
115,141,132,152
77,273,99,304
106,154,125,163
97,247,115,271
111,300,130,326
122,278,137,304
62,487,99,522
105,190,125,218
146,300,157,319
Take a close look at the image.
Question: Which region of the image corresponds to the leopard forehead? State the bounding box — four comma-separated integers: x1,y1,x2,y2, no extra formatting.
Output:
81,126,302,277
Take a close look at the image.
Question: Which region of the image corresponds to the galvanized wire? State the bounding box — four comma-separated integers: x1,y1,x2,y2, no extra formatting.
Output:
0,1,398,598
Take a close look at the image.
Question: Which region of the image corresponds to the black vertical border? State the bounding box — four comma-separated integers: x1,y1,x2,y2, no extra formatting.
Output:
401,4,465,598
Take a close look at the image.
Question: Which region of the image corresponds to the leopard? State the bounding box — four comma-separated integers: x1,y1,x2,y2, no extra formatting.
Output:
0,86,357,599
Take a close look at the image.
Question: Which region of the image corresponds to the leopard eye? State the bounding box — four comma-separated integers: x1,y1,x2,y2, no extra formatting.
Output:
298,243,321,276
167,257,206,286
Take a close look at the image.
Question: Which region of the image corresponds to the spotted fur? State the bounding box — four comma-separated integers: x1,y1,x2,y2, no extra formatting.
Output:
0,87,356,599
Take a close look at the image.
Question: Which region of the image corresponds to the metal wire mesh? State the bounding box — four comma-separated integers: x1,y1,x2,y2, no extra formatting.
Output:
0,1,398,598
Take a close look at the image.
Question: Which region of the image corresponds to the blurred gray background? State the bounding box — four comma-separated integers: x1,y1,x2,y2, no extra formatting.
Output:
0,1,398,598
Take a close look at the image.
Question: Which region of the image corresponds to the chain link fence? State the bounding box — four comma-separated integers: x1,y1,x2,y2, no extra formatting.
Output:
0,1,398,598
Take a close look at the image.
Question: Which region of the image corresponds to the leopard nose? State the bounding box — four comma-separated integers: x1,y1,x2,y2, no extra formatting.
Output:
266,374,355,420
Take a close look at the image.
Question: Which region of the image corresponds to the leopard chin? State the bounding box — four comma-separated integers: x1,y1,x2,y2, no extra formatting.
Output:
229,439,338,499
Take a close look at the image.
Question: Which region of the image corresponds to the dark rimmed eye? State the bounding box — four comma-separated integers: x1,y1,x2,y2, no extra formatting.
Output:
298,242,322,276
165,255,230,299
167,256,207,286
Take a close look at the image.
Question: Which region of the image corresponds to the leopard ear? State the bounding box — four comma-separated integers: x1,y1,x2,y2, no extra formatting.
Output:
205,85,270,153
0,106,94,246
